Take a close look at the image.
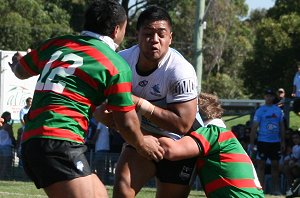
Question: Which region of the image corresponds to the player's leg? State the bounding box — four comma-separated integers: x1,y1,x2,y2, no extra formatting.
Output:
44,173,108,198
269,142,282,194
155,158,197,198
21,139,108,198
113,146,156,198
256,142,268,189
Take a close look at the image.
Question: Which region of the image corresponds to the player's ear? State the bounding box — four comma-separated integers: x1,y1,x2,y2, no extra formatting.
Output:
169,32,172,45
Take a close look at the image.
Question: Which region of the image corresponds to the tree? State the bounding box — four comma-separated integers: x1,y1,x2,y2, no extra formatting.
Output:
0,0,72,50
243,13,300,97
200,0,252,98
242,0,300,98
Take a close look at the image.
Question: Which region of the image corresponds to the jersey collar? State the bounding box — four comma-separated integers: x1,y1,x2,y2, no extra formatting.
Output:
81,31,119,51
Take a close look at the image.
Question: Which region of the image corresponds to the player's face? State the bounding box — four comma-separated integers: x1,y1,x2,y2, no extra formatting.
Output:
137,20,172,63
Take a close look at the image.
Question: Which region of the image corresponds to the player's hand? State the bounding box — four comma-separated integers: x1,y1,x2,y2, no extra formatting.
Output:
8,52,22,70
93,104,115,128
136,135,164,162
0,118,4,127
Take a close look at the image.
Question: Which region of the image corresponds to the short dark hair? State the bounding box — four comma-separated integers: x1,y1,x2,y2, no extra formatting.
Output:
136,6,172,31
26,97,32,103
84,0,127,36
1,111,11,124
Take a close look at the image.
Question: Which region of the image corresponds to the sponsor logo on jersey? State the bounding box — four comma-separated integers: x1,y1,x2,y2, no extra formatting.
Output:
150,84,161,97
138,80,148,87
173,79,196,95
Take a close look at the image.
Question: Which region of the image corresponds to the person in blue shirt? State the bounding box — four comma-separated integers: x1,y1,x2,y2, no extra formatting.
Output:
250,89,285,195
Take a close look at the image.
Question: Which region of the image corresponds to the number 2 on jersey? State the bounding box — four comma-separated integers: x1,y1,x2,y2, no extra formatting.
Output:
36,50,83,93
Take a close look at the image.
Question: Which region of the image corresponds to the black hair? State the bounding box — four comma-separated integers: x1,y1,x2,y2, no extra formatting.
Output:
136,5,172,31
1,111,11,124
26,97,32,103
84,0,127,36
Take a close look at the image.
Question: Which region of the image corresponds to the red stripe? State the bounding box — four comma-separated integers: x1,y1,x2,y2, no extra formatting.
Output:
220,153,252,163
104,82,132,96
42,38,119,76
61,88,94,108
106,104,136,112
29,104,88,131
190,131,211,155
22,126,83,143
29,49,42,72
218,131,236,142
34,88,94,109
20,57,39,76
74,69,99,89
205,178,258,195
196,159,205,169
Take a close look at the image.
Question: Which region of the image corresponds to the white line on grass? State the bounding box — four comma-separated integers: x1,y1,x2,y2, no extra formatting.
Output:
0,191,47,197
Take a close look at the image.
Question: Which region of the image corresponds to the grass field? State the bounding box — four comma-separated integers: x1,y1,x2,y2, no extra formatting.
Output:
0,181,286,198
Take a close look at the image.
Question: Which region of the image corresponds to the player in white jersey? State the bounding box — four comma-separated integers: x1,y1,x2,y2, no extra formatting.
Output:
119,45,198,140
113,6,202,198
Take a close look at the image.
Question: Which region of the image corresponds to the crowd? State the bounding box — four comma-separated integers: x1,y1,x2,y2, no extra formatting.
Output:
2,0,300,198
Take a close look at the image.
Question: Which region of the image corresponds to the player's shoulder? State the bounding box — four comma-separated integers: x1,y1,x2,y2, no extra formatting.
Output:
166,48,195,74
118,45,139,59
168,48,191,64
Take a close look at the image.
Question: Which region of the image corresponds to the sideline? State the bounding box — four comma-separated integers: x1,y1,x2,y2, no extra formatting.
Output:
0,191,47,197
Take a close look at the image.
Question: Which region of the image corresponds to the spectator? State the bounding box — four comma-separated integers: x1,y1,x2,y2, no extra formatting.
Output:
276,88,290,129
250,89,285,195
0,111,16,179
84,117,98,162
109,128,124,154
292,63,300,98
276,88,286,109
92,122,110,183
19,97,32,127
283,132,300,192
0,118,4,127
16,114,28,167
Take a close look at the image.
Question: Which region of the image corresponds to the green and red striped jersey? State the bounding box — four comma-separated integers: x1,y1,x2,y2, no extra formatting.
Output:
190,125,264,198
20,35,135,144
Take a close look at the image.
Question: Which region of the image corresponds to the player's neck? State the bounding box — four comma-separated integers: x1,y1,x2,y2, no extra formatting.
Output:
136,59,158,76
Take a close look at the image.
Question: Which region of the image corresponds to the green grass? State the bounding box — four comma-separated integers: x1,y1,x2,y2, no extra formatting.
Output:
224,111,299,130
0,181,285,197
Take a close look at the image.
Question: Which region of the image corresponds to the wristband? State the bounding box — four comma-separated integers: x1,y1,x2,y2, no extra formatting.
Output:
137,98,155,119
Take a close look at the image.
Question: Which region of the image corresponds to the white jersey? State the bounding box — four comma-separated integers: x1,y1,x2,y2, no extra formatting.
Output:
119,45,199,139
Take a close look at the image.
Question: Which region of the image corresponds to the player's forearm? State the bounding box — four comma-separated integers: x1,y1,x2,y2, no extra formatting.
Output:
159,136,199,161
113,110,145,148
149,107,195,134
135,96,197,134
250,126,258,145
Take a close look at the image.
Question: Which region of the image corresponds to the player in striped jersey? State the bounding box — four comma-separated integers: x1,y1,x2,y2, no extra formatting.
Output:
8,1,164,198
159,93,264,198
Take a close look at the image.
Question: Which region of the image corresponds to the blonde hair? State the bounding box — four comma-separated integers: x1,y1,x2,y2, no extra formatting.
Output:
198,92,224,120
